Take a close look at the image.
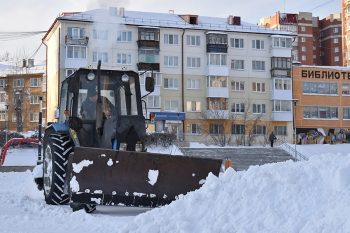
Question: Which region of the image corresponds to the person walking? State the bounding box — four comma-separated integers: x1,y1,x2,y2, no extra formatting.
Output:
269,131,277,148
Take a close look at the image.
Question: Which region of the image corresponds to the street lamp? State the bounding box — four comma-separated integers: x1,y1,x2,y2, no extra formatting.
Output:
5,104,9,143
292,99,298,158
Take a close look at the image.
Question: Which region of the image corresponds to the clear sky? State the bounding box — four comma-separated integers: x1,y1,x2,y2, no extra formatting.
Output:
0,0,340,62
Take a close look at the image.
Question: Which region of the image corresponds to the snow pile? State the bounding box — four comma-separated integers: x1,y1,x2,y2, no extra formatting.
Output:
119,154,350,233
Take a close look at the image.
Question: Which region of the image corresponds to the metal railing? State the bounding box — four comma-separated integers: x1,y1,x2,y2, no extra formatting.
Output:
278,140,308,161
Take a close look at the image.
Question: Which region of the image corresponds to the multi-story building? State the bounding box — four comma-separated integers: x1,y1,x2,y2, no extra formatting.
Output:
0,72,46,132
260,11,342,66
43,8,295,145
293,65,350,143
342,0,350,66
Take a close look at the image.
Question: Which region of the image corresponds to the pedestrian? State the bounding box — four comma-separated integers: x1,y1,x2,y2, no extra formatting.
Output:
269,131,277,148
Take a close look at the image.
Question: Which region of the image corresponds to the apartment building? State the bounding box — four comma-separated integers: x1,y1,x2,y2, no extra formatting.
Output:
260,11,342,66
43,8,295,145
342,0,350,66
293,66,350,142
0,72,46,132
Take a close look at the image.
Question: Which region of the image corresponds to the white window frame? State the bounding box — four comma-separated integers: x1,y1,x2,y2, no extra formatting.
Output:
253,103,266,114
0,80,5,87
186,101,201,112
163,78,179,89
208,54,227,66
66,46,87,59
146,95,160,108
30,78,41,87
164,56,179,67
231,81,245,91
188,123,200,134
93,51,109,63
117,31,132,42
186,57,201,68
0,110,6,121
29,112,39,122
117,53,132,65
231,103,245,113
30,95,40,105
252,82,266,93
186,35,200,46
164,34,179,45
252,39,265,49
13,79,24,87
164,99,179,112
252,60,266,71
231,59,244,70
187,79,200,89
230,38,244,48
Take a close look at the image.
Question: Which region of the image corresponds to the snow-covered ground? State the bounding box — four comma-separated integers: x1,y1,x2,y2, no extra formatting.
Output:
1,144,350,233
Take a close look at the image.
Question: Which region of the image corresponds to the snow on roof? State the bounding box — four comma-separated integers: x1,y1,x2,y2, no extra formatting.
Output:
58,8,294,36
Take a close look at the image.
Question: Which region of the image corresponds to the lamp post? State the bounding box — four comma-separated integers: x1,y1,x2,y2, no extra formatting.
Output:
292,99,298,158
5,104,9,143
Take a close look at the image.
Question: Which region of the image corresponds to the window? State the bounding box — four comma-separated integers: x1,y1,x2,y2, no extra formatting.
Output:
164,99,179,112
344,107,350,119
93,29,108,40
231,59,244,70
272,37,292,48
30,112,39,122
300,26,306,32
0,111,6,121
253,103,266,114
209,124,224,135
274,78,291,90
164,78,178,89
230,38,244,48
30,78,41,87
186,101,201,112
342,83,350,95
252,39,264,49
274,126,287,135
207,76,227,87
187,57,201,68
117,53,131,65
231,81,244,91
30,95,40,104
232,124,245,135
186,35,200,46
187,79,200,89
189,124,200,134
304,106,338,119
164,56,178,67
67,27,85,39
271,57,291,69
334,56,339,62
13,79,24,87
66,46,86,59
0,80,5,87
117,31,132,42
164,34,179,45
231,103,245,113
302,55,306,61
145,95,160,108
334,27,339,33
208,54,227,66
334,38,339,44
303,82,338,95
208,98,228,110
273,100,291,112
0,93,6,102
93,52,109,63
252,60,265,71
335,47,339,53
253,125,266,135
301,37,306,42
301,46,306,52
252,82,266,93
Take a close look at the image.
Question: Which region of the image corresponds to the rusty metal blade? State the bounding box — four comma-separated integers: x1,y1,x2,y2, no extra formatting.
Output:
70,147,222,207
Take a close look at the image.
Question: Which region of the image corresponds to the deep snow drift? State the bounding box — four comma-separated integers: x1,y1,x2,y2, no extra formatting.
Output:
1,144,350,233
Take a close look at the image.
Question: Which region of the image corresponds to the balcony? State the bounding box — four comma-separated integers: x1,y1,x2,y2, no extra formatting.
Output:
205,109,229,119
206,44,228,53
271,69,291,77
137,40,159,49
65,35,89,46
207,65,229,76
271,89,292,100
271,112,293,121
207,87,229,98
137,63,160,71
270,47,292,57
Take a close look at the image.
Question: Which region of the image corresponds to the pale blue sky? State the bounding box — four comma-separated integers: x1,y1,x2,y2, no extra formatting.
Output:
0,0,340,61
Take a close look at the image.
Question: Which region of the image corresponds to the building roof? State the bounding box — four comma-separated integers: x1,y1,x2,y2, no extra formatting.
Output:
56,8,295,36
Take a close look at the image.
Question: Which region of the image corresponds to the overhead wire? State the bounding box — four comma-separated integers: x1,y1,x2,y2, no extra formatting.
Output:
0,31,46,41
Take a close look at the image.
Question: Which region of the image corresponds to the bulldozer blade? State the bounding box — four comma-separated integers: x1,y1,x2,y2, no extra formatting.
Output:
70,147,222,208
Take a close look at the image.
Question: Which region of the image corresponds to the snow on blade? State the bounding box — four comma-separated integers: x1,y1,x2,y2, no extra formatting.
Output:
91,198,101,204
147,169,159,186
32,164,43,178
107,158,113,166
70,176,79,192
72,160,93,173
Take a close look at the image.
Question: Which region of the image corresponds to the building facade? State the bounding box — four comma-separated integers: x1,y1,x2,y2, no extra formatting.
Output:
342,0,350,66
0,72,46,132
293,66,350,143
260,11,342,66
43,8,295,145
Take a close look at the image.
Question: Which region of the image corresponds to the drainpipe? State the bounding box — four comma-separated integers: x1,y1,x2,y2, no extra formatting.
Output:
181,28,186,141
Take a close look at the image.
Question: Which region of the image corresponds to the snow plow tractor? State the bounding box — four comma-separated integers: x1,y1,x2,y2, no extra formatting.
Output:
34,61,222,212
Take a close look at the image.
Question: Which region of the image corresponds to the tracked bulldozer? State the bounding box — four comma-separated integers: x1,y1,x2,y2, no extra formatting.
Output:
34,61,222,212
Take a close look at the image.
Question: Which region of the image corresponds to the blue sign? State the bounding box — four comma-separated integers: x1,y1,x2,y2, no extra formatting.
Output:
153,112,185,121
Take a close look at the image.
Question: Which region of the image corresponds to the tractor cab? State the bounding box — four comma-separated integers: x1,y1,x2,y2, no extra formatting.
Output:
59,68,150,150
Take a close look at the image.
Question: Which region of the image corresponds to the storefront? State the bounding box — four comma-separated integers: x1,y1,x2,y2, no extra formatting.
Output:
149,112,186,140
